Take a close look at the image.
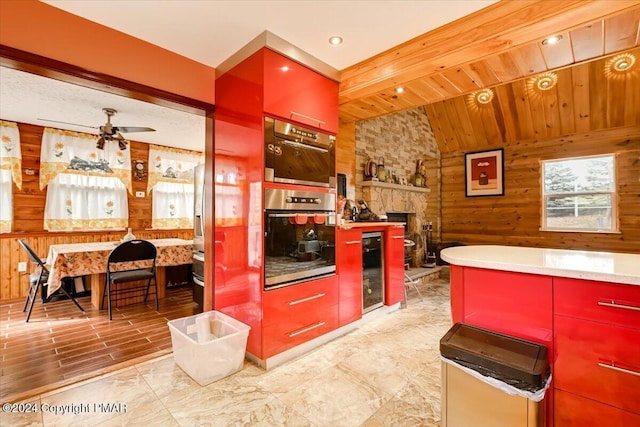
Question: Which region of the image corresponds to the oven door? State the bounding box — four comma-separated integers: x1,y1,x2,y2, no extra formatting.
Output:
264,117,335,188
264,210,336,289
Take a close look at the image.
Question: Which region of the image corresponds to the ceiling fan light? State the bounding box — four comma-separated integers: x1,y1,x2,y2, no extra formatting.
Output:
118,139,127,150
96,136,105,150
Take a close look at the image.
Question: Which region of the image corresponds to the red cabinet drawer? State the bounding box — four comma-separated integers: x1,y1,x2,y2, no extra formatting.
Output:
262,276,339,357
555,389,640,426
554,315,640,414
263,49,339,134
263,275,338,327
263,303,338,358
554,277,640,328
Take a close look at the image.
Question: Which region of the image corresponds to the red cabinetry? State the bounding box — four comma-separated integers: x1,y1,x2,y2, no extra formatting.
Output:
263,49,339,134
262,275,339,358
384,226,405,306
554,389,640,426
215,42,339,362
337,228,363,326
459,267,553,349
553,278,640,419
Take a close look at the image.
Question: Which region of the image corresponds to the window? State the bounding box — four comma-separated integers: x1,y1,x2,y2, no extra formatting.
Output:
147,145,203,229
40,128,131,231
541,154,616,232
0,121,22,233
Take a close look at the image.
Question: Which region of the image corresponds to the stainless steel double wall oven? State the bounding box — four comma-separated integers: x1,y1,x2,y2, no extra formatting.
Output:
263,116,337,290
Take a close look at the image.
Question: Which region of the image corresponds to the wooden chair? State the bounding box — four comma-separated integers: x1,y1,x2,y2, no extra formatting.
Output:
101,239,158,320
18,239,85,322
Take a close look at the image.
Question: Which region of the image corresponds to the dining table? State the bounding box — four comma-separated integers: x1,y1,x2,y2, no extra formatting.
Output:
45,238,194,309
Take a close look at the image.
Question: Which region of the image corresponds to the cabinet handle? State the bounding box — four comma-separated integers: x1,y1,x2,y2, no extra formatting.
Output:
345,240,361,245
289,293,326,306
392,236,405,239
290,111,326,126
598,361,640,377
597,301,640,312
289,321,326,338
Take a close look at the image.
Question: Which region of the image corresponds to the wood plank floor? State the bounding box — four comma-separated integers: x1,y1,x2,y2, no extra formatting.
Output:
0,285,200,403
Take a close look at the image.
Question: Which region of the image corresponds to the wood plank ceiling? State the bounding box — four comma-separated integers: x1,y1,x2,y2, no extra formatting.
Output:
338,1,640,124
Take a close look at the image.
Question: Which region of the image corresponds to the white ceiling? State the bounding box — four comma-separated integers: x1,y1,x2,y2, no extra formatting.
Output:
1,1,497,151
42,0,496,70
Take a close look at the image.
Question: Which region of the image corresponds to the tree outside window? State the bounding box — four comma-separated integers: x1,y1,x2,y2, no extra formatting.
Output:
542,154,616,232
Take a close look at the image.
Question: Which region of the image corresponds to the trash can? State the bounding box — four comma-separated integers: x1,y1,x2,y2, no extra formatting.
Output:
440,323,550,427
168,311,251,386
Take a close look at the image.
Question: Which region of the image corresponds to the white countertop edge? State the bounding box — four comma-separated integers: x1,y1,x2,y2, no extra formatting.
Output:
440,245,640,286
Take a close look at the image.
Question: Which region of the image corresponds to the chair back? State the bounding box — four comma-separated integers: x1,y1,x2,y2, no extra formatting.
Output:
108,239,157,269
18,239,46,267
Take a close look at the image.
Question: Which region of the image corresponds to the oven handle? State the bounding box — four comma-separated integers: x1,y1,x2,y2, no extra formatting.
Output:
290,111,326,126
268,213,334,218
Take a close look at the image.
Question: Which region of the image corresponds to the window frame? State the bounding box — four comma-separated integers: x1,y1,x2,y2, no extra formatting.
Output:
540,153,618,233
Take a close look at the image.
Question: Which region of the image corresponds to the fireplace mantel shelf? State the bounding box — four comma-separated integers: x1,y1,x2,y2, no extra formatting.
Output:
362,180,431,193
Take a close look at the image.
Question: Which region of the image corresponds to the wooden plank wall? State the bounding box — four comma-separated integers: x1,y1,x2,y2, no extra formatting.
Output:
438,127,640,253
1,122,194,302
425,48,640,254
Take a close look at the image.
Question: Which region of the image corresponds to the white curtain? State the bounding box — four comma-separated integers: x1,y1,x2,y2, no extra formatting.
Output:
151,180,195,229
40,128,130,231
0,121,22,233
147,144,203,229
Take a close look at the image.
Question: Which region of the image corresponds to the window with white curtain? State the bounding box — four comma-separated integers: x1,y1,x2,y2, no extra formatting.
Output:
0,121,22,233
147,144,203,229
40,128,131,231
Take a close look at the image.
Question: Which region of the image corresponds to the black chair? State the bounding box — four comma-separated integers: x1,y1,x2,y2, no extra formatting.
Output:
101,239,158,320
18,239,85,322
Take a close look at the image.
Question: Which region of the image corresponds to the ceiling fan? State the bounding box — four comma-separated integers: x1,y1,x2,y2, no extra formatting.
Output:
39,107,155,150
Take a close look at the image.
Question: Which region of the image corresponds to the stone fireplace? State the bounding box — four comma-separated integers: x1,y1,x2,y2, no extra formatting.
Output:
361,181,430,266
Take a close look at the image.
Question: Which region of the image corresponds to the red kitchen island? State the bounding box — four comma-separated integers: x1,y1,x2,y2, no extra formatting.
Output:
440,245,640,426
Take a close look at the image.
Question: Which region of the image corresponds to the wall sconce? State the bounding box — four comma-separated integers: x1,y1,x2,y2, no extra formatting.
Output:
535,72,558,91
609,53,636,73
474,88,494,105
133,160,147,181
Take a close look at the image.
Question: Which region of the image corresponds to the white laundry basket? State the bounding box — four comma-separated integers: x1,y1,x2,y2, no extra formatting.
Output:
168,311,250,386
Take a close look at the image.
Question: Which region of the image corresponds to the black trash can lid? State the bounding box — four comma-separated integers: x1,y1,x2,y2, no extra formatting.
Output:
440,323,549,392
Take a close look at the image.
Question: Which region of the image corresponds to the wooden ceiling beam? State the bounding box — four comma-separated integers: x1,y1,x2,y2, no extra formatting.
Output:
339,0,640,109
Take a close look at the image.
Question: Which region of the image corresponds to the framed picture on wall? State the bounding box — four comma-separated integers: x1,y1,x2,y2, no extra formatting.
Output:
464,148,504,197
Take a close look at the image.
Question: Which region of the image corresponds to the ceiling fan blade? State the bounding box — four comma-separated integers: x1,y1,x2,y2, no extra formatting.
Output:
117,126,155,133
38,118,98,129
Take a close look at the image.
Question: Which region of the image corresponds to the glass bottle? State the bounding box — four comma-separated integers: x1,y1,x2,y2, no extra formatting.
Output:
123,228,136,242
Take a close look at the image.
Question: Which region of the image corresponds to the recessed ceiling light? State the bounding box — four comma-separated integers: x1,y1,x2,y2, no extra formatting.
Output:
329,36,343,46
542,35,563,45
474,88,493,105
610,53,636,72
535,72,558,90
395,87,405,94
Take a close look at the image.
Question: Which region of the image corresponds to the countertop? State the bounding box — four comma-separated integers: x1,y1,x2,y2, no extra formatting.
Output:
440,245,640,286
338,221,405,229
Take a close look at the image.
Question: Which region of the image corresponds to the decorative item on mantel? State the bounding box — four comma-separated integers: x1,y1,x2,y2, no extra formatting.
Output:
413,159,427,187
363,157,378,181
377,157,387,183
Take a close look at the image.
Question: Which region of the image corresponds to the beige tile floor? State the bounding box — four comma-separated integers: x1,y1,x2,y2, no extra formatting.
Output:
2,277,451,427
